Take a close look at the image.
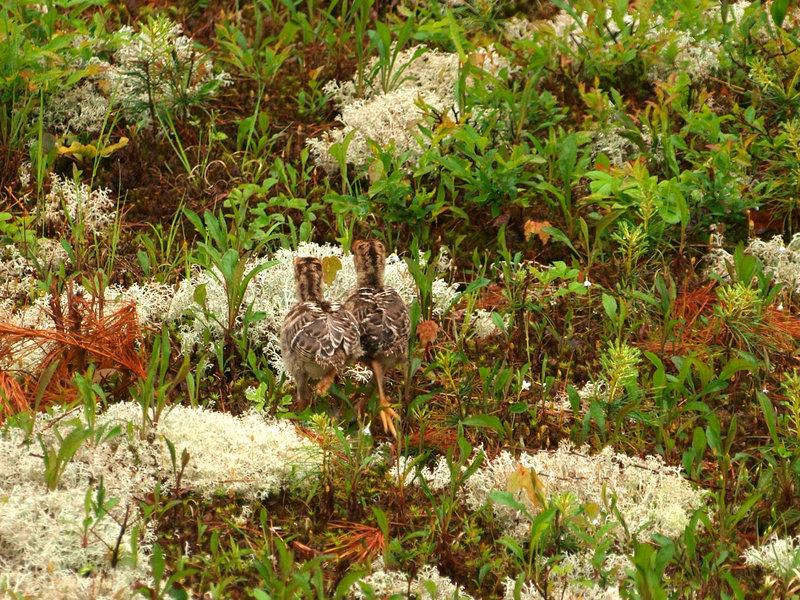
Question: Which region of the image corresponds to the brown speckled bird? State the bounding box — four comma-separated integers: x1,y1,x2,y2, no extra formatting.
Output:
281,257,362,411
343,240,410,437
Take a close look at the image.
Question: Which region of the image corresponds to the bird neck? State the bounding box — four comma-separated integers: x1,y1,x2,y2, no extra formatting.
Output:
357,273,383,288
297,280,324,304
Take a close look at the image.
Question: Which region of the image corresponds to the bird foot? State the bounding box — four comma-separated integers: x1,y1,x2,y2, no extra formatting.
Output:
378,399,399,438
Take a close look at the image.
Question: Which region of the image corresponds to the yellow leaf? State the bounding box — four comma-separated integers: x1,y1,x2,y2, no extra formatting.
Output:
322,255,342,286
506,464,546,507
99,136,129,157
59,141,97,159
584,502,601,522
524,219,552,244
58,137,128,161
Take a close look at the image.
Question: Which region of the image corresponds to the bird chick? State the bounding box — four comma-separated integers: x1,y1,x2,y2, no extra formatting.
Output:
280,256,361,411
343,240,410,437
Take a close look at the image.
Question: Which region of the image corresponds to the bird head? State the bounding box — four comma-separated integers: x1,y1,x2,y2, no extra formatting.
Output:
351,239,386,288
294,256,324,302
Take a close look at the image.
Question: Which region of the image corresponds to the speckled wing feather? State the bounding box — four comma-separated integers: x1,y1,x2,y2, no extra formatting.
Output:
344,287,410,359
281,302,361,368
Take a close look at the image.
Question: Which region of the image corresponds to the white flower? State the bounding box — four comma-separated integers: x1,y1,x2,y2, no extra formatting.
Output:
521,379,531,391
583,278,592,287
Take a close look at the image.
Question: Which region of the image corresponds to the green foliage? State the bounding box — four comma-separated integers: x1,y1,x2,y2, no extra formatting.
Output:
7,0,800,596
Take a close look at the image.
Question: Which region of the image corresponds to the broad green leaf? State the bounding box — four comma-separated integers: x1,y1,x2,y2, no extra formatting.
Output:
601,293,617,321
461,414,505,435
771,0,789,27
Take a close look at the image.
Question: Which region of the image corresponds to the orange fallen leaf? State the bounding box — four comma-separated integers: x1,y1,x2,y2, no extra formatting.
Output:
506,464,546,508
416,319,439,349
524,220,552,244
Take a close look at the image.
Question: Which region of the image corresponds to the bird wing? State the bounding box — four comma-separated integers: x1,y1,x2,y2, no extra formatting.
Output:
282,302,360,367
344,287,410,357
374,288,410,354
316,305,362,364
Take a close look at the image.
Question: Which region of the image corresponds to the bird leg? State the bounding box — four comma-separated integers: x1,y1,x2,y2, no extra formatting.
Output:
293,375,311,412
353,372,378,415
371,359,399,438
315,368,337,395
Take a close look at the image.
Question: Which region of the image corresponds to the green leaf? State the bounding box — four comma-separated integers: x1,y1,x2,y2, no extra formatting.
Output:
193,283,207,308
371,506,389,538
496,533,525,562
730,490,763,528
771,0,789,27
489,490,528,514
542,226,578,255
335,569,368,599
151,543,165,583
719,357,755,381
137,249,150,276
692,426,706,457
558,132,578,185
601,293,617,322
757,391,779,445
461,414,505,435
490,311,506,334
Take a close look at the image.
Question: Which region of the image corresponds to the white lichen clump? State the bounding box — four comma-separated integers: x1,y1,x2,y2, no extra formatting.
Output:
592,128,648,168
392,453,453,491
44,17,231,134
394,439,702,599
468,308,504,338
352,557,475,600
0,245,35,302
100,402,321,498
502,572,623,600
0,401,320,597
0,411,152,597
106,281,174,327
707,232,800,295
535,7,726,83
108,17,232,127
463,442,705,541
743,535,800,582
646,24,721,83
41,174,116,235
307,45,509,171
46,70,111,135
